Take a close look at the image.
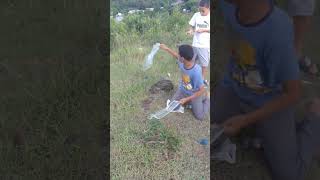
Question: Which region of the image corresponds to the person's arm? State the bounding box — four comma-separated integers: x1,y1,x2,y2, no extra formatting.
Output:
196,29,210,33
180,85,206,105
187,14,196,35
159,44,179,59
244,80,301,125
187,26,195,35
223,80,301,135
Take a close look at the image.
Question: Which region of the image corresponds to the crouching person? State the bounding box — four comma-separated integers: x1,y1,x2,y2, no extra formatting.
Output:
159,43,210,120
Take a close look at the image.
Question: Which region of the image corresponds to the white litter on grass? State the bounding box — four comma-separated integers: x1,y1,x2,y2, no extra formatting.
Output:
212,125,237,164
143,43,160,71
148,100,184,120
212,138,237,164
166,99,184,113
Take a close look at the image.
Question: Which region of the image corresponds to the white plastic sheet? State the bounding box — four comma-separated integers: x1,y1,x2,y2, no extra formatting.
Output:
148,100,184,120
212,125,237,164
212,138,237,164
143,43,160,71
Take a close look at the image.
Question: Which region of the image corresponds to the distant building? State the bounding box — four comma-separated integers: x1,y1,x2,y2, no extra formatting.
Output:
128,9,139,14
171,0,184,6
182,8,191,13
145,8,154,11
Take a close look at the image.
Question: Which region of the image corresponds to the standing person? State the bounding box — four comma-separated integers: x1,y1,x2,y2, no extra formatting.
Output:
187,0,210,86
213,0,320,180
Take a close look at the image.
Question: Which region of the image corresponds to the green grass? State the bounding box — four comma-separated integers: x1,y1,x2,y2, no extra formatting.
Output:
142,119,181,153
110,10,210,179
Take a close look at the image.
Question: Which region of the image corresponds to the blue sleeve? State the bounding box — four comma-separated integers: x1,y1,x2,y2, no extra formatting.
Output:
265,24,300,86
177,59,183,67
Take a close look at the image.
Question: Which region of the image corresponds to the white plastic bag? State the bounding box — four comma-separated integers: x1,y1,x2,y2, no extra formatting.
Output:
143,43,160,71
166,99,184,113
212,125,237,164
212,138,237,164
148,100,184,120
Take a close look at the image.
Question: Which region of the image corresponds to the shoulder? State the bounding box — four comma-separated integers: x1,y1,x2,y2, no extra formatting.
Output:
194,12,201,16
267,7,294,46
190,13,199,23
193,64,202,75
177,60,184,68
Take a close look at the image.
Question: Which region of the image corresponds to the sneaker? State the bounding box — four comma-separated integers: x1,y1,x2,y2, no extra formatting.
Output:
185,104,192,109
240,137,263,150
204,80,209,88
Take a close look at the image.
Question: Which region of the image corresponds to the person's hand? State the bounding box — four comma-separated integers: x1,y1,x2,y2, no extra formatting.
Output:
186,29,193,36
223,115,249,136
160,43,169,50
179,98,189,105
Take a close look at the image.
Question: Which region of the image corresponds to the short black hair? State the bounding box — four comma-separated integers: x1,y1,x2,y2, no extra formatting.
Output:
178,44,194,61
199,0,210,8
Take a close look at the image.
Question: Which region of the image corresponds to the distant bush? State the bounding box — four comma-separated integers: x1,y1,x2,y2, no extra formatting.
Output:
111,7,192,50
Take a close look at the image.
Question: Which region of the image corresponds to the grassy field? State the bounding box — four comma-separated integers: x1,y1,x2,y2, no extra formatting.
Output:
110,10,210,179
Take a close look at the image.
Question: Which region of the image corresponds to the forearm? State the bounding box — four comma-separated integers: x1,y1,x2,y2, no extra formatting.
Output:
203,29,210,33
189,26,195,31
163,48,179,59
186,87,206,102
245,88,300,126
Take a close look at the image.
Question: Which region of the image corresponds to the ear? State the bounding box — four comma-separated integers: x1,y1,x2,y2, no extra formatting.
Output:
179,56,185,62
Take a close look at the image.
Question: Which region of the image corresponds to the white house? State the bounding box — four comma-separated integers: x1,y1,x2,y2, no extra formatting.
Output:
171,0,184,6
128,9,140,14
145,8,154,11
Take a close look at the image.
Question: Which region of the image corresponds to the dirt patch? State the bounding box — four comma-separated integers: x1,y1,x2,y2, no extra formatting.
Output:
141,79,174,111
141,97,154,111
149,79,174,94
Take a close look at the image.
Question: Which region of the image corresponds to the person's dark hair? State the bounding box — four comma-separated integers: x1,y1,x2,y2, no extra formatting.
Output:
199,0,210,8
178,45,194,61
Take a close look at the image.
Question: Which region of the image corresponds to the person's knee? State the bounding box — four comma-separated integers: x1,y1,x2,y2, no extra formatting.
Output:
193,110,205,121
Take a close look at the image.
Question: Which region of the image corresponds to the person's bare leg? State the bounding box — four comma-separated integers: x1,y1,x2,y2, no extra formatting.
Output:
202,66,206,80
